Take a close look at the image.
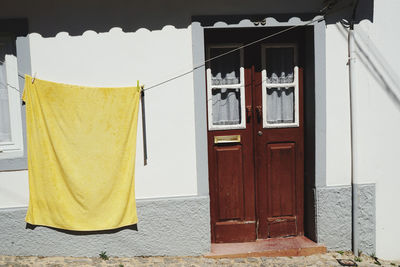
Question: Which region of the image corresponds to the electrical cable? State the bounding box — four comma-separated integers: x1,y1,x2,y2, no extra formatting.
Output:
0,15,325,96
143,16,324,92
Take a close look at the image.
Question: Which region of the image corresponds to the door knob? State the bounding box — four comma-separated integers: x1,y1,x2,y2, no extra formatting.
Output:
258,131,263,136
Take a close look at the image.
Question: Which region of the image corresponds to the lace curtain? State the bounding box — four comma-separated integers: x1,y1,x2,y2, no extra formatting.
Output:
266,47,295,124
210,48,241,126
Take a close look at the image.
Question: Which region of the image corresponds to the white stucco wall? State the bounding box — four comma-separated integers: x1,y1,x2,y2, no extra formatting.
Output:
325,23,352,187
0,26,199,207
355,0,400,260
1,0,399,260
0,171,29,208
325,0,400,260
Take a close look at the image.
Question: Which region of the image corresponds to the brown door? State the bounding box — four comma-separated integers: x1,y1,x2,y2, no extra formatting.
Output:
206,28,304,243
253,45,304,239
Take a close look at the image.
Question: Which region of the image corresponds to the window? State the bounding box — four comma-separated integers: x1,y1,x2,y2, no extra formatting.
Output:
0,35,23,159
206,44,245,131
261,44,299,128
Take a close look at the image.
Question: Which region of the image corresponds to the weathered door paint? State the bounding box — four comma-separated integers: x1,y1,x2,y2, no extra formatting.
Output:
206,28,304,243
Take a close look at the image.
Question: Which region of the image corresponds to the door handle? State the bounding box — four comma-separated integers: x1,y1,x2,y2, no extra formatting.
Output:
246,106,252,122
256,106,262,123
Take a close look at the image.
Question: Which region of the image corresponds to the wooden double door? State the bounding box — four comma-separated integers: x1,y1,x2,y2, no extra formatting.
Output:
206,28,304,243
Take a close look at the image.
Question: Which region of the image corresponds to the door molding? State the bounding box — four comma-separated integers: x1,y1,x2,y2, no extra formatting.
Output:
190,15,327,196
191,16,326,243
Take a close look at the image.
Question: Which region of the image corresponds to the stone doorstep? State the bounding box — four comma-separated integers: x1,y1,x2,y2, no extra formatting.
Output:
205,235,327,258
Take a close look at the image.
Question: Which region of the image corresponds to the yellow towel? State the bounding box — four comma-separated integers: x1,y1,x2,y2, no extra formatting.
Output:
23,75,140,231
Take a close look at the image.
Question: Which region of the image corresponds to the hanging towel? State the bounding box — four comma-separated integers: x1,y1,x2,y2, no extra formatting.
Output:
22,75,141,231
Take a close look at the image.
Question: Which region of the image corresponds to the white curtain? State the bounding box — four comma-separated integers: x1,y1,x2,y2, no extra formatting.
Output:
0,53,12,142
212,88,241,125
266,47,295,124
267,87,294,124
210,48,241,126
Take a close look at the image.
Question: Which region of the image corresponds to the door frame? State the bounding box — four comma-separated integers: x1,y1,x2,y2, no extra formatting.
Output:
205,29,305,241
190,16,327,242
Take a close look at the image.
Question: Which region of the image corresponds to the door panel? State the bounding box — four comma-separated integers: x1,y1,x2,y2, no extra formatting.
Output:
267,143,296,218
255,67,304,239
268,218,297,238
206,50,256,243
215,145,244,221
265,143,298,238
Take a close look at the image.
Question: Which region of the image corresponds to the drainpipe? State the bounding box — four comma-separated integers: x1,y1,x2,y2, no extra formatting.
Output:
348,0,360,256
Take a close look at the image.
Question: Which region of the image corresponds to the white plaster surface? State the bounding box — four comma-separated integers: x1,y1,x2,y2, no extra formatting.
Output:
26,26,198,200
324,0,400,260
325,23,352,187
355,0,400,260
0,170,29,208
0,0,399,260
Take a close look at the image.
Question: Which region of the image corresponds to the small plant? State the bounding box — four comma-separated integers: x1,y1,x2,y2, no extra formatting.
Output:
354,256,362,262
358,250,363,257
369,253,381,265
119,264,124,267
370,252,376,258
99,251,109,260
390,263,395,266
337,250,344,255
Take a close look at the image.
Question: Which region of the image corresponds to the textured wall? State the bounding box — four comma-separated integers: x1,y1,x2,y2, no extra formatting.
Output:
316,186,352,251
316,185,376,254
0,196,210,257
355,184,375,255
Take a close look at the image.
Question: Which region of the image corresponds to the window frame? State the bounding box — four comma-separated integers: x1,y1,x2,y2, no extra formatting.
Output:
261,43,299,129
206,44,246,131
0,39,24,159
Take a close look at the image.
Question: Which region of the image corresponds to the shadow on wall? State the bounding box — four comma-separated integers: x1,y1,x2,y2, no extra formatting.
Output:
1,0,373,37
336,23,400,111
26,223,138,235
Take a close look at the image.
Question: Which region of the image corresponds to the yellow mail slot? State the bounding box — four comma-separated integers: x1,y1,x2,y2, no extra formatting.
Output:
214,135,241,144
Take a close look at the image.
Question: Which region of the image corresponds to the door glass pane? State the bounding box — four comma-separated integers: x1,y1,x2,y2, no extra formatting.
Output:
212,88,241,125
266,47,294,84
0,41,12,142
210,48,240,85
266,87,295,124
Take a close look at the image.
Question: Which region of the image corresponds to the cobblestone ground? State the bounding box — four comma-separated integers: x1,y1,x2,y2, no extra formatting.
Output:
0,252,399,267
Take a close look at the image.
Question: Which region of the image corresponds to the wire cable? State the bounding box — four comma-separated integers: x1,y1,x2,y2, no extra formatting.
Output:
143,16,324,92
0,15,324,96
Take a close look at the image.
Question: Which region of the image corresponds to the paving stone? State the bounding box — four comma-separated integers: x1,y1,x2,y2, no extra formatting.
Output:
64,258,93,264
163,257,181,263
260,257,276,263
1,252,400,266
247,257,260,263
234,258,246,263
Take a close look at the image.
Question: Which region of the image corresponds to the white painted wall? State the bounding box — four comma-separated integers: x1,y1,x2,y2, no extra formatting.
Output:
0,171,29,208
355,0,400,260
0,0,329,210
325,22,352,186
28,27,198,200
0,26,199,207
1,0,399,260
325,0,400,260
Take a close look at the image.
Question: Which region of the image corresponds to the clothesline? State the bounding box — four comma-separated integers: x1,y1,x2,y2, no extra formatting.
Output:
143,16,323,92
0,16,324,97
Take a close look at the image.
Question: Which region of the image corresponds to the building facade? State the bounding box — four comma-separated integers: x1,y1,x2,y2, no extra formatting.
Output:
0,0,399,260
